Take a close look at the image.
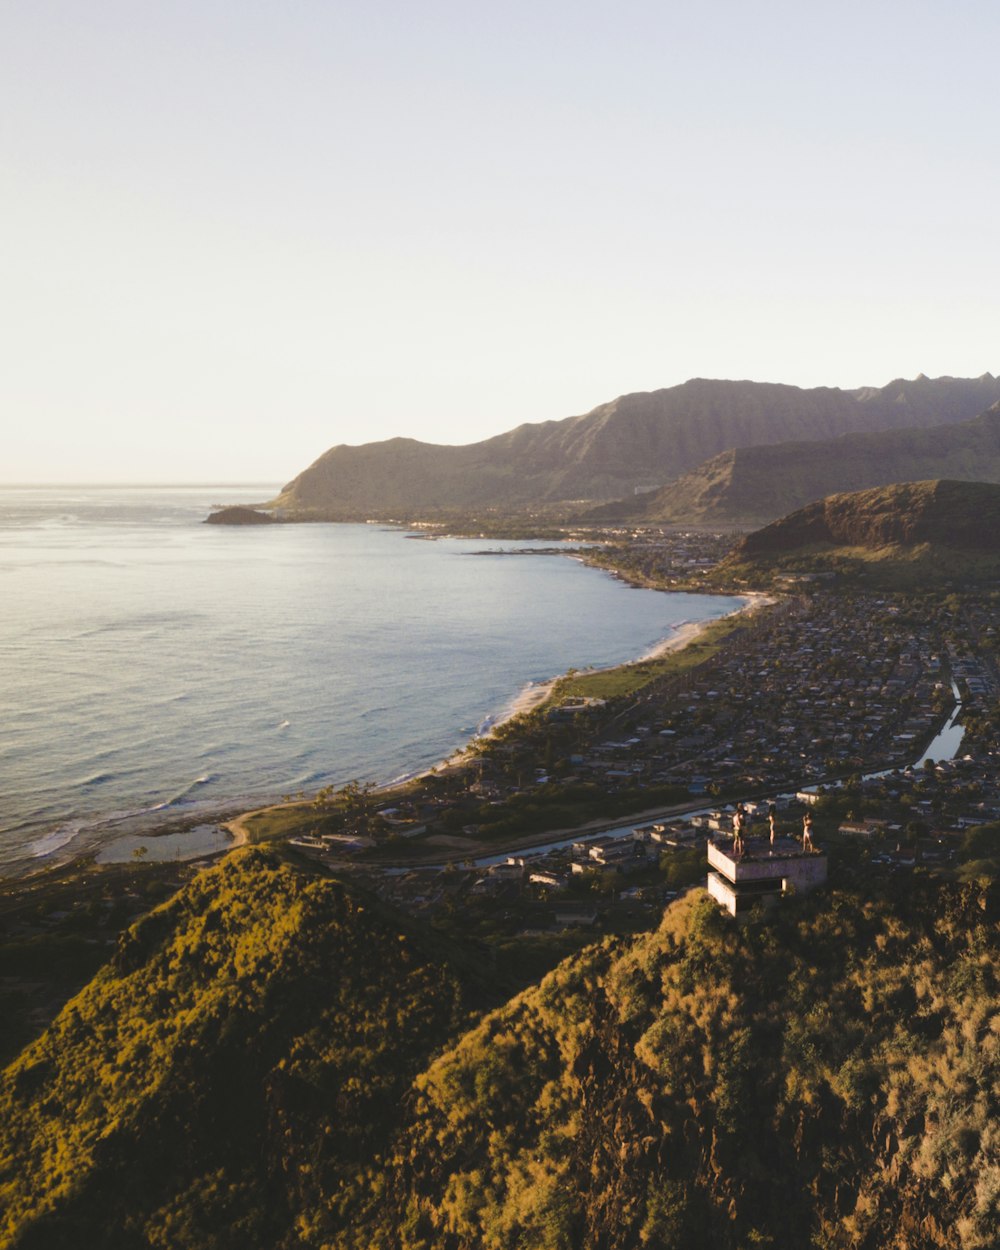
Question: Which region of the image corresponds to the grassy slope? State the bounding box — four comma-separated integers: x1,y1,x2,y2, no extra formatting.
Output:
2,848,996,1250
367,884,998,1250
724,542,1000,591
0,848,490,1250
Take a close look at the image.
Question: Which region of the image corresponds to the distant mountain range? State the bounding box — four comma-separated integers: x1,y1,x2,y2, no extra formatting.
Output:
600,400,1000,527
272,374,1000,519
720,479,1000,586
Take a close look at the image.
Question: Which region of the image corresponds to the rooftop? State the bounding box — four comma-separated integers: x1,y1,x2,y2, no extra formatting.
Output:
708,837,828,901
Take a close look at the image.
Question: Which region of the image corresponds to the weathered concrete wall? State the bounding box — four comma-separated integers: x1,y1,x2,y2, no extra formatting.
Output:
707,841,827,911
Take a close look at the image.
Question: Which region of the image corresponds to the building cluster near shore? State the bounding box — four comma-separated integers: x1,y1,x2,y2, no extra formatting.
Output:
313,728,1000,933
472,593,987,801
287,584,1000,929
294,587,1000,861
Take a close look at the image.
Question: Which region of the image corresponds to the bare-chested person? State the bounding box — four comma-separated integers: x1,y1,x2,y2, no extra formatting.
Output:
732,804,747,856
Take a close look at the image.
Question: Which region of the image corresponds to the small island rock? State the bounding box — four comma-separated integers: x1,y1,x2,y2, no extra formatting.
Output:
205,506,278,526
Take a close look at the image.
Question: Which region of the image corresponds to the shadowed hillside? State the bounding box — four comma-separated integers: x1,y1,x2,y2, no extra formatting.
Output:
739,479,1000,554
611,398,1000,527
272,375,1000,518
720,480,1000,587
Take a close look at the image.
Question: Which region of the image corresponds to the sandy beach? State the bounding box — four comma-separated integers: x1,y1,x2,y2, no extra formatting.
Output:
495,677,561,722
219,814,252,848
642,591,775,659
218,593,777,841
498,591,773,720
431,590,774,775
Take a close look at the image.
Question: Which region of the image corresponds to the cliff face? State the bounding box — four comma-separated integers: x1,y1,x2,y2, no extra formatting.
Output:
273,374,1000,517
738,479,1000,557
714,479,1000,588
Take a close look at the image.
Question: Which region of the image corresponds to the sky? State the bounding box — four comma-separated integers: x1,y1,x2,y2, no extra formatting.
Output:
3,0,1000,483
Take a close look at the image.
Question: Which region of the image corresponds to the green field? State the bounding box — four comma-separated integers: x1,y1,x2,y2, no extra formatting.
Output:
547,613,743,702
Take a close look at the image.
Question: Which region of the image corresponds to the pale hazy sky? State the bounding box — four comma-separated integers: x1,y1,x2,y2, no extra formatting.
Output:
3,1,999,483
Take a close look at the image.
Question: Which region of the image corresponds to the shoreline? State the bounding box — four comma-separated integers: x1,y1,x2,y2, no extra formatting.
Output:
3,806,253,882
415,589,771,779
216,588,776,854
10,568,772,878
503,589,774,715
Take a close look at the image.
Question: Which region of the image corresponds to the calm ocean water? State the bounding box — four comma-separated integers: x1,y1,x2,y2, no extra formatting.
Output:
0,486,743,872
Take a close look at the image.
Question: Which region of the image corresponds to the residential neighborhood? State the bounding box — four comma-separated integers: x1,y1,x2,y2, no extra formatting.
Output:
286,582,1000,935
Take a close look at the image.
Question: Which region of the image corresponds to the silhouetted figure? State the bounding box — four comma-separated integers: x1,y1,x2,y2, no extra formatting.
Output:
768,802,777,848
802,811,814,852
732,804,747,856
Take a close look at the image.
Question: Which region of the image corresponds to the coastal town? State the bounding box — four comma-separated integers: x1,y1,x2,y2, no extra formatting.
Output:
5,535,1000,1045
9,13,1000,1238
269,554,1000,940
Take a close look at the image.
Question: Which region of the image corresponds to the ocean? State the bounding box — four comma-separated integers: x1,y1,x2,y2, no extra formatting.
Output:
0,485,743,872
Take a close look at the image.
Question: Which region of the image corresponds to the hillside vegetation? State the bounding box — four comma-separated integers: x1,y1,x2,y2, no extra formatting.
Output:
720,480,1000,588
1,848,996,1249
0,849,486,1249
371,884,998,1250
272,375,1000,517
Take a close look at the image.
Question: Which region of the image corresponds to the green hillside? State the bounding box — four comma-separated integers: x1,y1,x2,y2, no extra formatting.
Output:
0,849,485,1250
370,885,997,1250
1,847,996,1249
720,480,1000,587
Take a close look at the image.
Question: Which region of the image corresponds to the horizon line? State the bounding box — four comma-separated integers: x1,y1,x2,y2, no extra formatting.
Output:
0,481,284,489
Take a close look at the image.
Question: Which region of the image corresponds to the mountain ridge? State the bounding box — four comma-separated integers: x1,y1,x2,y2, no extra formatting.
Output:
272,374,1000,517
597,397,1000,527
